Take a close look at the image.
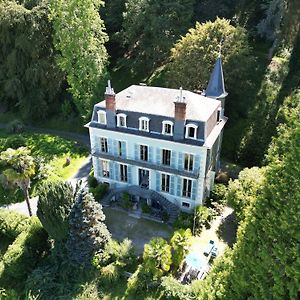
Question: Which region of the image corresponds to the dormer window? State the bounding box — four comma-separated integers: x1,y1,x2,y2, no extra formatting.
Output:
185,124,198,139
97,110,106,125
139,117,150,132
117,113,127,128
162,121,173,136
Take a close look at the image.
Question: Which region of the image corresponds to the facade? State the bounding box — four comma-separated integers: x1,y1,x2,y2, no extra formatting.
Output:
86,56,228,212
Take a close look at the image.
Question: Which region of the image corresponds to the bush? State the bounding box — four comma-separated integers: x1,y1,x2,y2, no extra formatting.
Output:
2,135,26,151
211,184,228,203
120,192,132,210
161,211,169,222
173,212,193,230
90,183,108,201
0,217,49,287
141,202,151,214
0,183,24,205
0,209,31,239
6,120,25,134
88,175,98,188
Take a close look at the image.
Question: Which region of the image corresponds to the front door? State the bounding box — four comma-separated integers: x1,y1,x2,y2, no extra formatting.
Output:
139,168,149,189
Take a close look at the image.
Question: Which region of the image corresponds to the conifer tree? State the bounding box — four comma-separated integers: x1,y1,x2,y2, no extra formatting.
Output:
67,189,111,266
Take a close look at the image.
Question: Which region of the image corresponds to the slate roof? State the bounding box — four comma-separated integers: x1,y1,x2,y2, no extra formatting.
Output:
96,85,221,122
205,56,228,99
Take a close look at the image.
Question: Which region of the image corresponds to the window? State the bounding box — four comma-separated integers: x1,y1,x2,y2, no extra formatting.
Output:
162,121,173,136
120,164,128,182
117,113,127,128
161,173,170,193
184,154,194,171
182,178,192,198
100,138,108,152
185,124,198,139
139,117,150,132
97,110,106,124
182,202,190,208
162,149,171,165
118,141,126,157
217,108,222,123
102,160,109,177
140,145,148,161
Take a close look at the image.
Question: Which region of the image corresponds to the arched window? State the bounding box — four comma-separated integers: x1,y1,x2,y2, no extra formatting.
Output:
185,124,198,139
97,110,106,125
162,121,173,136
117,113,127,128
139,117,150,132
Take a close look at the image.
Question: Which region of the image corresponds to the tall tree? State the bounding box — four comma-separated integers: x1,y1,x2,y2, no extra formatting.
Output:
0,0,64,119
122,0,195,72
0,147,36,216
50,0,109,119
67,189,111,266
37,181,74,242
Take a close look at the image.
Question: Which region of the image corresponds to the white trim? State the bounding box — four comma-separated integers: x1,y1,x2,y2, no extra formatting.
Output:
139,117,150,132
162,120,173,136
97,110,107,125
117,113,127,128
185,123,198,140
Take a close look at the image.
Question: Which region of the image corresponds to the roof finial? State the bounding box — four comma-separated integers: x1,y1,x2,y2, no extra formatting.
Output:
105,80,115,95
176,86,186,103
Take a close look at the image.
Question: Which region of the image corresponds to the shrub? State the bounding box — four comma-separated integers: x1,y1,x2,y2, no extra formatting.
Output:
88,175,98,188
90,183,108,201
100,262,120,283
0,183,24,205
211,184,228,203
0,217,49,286
215,171,230,184
161,211,169,222
161,275,191,299
173,212,193,230
0,209,31,239
141,202,151,214
2,135,26,150
37,181,74,241
6,120,25,134
120,192,132,210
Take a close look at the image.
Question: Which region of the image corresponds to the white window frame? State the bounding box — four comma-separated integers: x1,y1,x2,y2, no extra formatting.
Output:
100,137,108,153
162,120,173,136
140,144,148,161
97,110,107,125
101,160,110,178
185,124,198,140
162,149,171,166
161,173,170,193
182,178,192,198
139,117,150,132
117,113,127,128
120,164,128,182
184,153,194,171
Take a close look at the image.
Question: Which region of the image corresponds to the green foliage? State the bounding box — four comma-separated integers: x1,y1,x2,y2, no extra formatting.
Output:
0,217,49,288
67,189,111,266
0,0,64,120
6,120,25,134
160,275,191,299
50,0,108,119
0,209,31,239
89,183,108,201
1,135,26,151
173,211,193,230
166,18,253,120
141,202,151,214
211,183,228,204
193,206,215,234
88,175,98,188
122,0,195,72
37,180,74,241
226,167,265,221
170,229,192,270
120,192,132,209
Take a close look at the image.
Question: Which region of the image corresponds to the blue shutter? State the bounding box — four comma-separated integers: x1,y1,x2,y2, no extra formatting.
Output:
191,180,197,200
170,175,175,195
114,163,119,181
127,165,132,184
194,155,200,171
177,177,182,197
123,142,127,158
134,144,139,160
178,152,183,170
108,138,113,155
171,151,176,168
113,140,118,156
156,172,161,192
97,159,102,178
109,161,114,180
156,148,161,164
149,146,153,163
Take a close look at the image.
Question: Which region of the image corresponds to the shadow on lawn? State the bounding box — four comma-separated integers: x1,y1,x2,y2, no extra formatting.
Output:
217,212,238,247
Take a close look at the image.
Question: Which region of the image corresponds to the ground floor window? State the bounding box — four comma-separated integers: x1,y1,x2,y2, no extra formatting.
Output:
102,160,109,177
161,173,170,193
182,202,190,208
182,178,192,198
120,164,128,182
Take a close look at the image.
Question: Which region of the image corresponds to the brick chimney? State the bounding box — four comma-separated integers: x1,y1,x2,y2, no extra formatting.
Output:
105,80,116,128
173,87,186,141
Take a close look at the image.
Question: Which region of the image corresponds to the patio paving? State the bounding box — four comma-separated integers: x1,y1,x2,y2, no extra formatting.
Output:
103,207,174,254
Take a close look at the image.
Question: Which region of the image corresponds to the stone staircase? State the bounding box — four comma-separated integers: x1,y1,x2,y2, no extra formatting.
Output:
100,185,180,224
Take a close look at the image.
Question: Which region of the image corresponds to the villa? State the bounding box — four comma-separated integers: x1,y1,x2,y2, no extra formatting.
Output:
86,56,227,215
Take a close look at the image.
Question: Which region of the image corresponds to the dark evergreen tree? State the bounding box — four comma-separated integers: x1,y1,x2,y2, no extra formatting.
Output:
37,181,74,242
67,189,111,266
